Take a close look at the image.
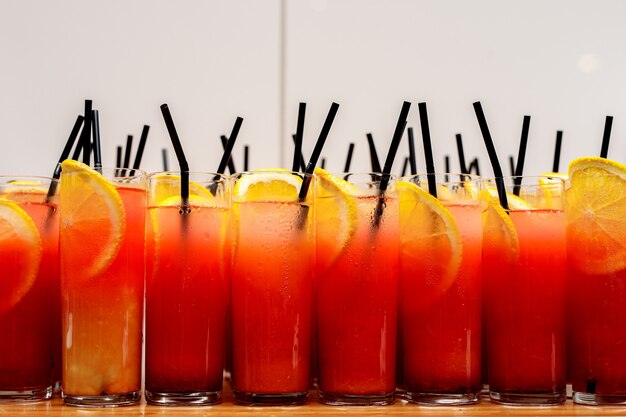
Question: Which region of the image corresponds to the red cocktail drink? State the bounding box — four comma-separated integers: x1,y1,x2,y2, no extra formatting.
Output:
145,173,229,405
0,178,59,401
316,172,399,405
484,177,566,405
398,176,482,405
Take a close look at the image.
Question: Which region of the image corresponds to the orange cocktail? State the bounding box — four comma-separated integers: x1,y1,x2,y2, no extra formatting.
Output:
59,161,145,407
145,172,229,405
0,177,59,401
230,170,314,405
398,175,482,405
483,177,566,405
566,157,626,405
315,171,399,405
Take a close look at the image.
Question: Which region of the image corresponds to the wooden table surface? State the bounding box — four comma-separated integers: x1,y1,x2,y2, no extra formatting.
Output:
4,393,626,416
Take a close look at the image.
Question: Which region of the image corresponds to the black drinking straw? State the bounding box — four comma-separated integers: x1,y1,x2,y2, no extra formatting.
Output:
366,133,382,173
121,135,133,177
468,158,481,176
291,135,307,172
600,116,613,158
418,102,437,198
132,125,150,171
293,103,306,172
215,117,244,179
220,135,236,174
455,133,468,180
162,148,169,171
444,155,450,183
81,100,93,166
92,110,102,173
508,156,516,177
115,146,122,176
298,102,340,201
473,102,509,210
320,158,326,169
373,101,412,227
553,130,563,172
401,157,410,176
46,115,84,201
243,145,249,171
344,142,355,172
512,115,531,196
407,127,418,175
160,104,190,209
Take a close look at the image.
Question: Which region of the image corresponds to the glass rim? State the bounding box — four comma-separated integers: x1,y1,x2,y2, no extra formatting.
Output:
148,171,228,182
231,169,310,177
400,172,480,184
0,174,58,183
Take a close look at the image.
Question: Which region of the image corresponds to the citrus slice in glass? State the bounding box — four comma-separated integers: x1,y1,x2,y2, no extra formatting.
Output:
59,160,126,279
150,174,214,205
148,194,225,286
233,170,303,202
314,168,359,271
567,157,626,275
486,188,534,210
0,199,42,316
397,181,462,308
481,189,520,264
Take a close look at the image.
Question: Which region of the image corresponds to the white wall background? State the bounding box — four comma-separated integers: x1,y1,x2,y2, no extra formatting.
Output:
2,0,626,177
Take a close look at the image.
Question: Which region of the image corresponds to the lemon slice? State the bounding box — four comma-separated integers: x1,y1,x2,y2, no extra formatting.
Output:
486,188,533,210
396,181,462,306
314,168,359,271
567,157,626,275
59,160,126,279
150,174,214,205
233,171,303,202
481,189,520,263
0,200,42,316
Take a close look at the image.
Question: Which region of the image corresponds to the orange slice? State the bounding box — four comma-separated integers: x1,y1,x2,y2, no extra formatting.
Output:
397,181,462,308
567,157,626,275
59,160,126,279
0,199,42,316
314,168,359,271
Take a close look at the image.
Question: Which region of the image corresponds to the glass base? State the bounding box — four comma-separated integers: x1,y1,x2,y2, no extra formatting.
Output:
319,390,395,406
145,390,222,406
395,387,407,401
0,386,53,402
405,391,479,406
573,391,626,406
490,390,566,406
62,391,141,407
233,391,308,406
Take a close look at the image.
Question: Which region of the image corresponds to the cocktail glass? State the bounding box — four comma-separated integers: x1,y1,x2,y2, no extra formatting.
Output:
145,172,229,405
398,174,483,405
230,170,314,406
59,162,146,407
483,176,567,405
316,172,399,406
566,157,626,405
0,176,59,401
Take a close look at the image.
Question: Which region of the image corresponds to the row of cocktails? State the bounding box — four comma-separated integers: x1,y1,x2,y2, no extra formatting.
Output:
0,156,623,407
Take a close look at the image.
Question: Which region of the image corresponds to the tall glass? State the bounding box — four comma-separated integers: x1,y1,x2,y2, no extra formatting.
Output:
0,177,59,401
60,165,146,407
316,173,399,406
230,170,314,405
145,172,230,405
567,166,626,405
484,177,567,405
399,174,483,405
